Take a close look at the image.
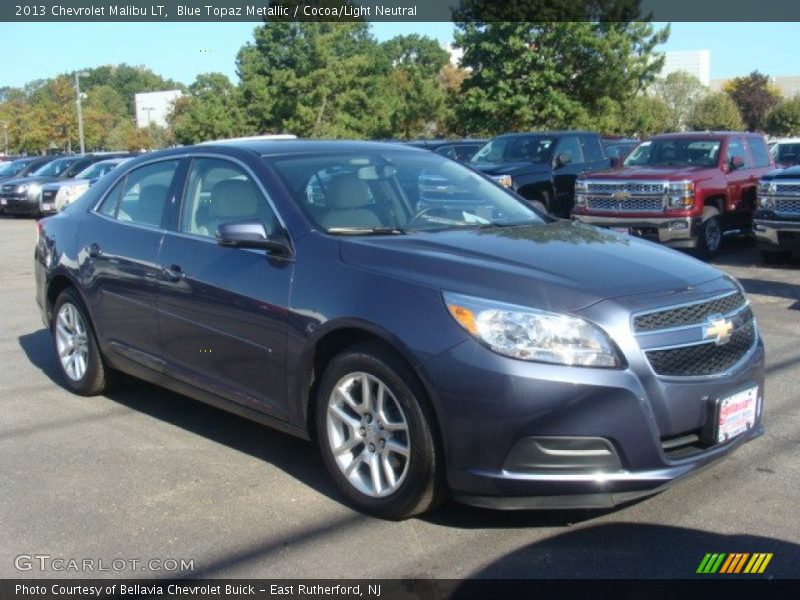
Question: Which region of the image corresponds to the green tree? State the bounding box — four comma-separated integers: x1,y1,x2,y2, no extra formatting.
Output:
687,92,744,131
623,94,671,137
652,71,706,131
381,34,449,138
78,65,183,118
437,63,470,135
237,22,390,138
765,96,800,136
725,71,781,131
169,73,248,144
454,21,668,134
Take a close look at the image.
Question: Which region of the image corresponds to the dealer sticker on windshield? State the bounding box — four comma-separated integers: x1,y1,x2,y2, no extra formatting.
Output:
716,386,759,443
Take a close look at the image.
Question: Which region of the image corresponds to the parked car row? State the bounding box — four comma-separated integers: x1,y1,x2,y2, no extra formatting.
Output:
0,153,133,216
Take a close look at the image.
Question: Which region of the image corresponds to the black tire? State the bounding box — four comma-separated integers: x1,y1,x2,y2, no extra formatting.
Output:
697,214,723,259
51,288,113,396
761,249,792,265
314,343,446,520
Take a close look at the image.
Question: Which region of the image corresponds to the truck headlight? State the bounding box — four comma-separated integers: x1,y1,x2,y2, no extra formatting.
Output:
757,181,776,209
492,175,513,188
443,292,622,368
574,180,587,206
667,180,694,208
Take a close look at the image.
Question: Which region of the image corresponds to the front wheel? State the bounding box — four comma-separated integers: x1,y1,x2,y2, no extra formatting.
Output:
51,288,113,396
315,344,445,519
697,215,723,259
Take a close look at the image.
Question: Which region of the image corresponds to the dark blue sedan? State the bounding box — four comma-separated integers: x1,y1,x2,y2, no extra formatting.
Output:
35,140,764,519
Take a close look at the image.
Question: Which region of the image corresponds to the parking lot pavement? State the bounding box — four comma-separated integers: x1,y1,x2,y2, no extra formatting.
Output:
1,216,799,579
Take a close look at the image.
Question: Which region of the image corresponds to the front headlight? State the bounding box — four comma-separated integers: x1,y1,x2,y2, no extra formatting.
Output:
443,292,622,367
667,180,694,209
492,174,513,188
55,183,90,208
757,181,776,209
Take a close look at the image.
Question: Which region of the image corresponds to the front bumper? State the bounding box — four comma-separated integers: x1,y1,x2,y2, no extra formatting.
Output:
754,218,800,250
1,194,40,216
421,331,765,510
573,214,700,248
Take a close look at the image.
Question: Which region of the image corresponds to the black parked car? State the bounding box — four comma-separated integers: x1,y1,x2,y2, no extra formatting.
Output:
2,153,128,217
470,131,612,217
0,156,57,183
405,139,487,162
36,140,764,519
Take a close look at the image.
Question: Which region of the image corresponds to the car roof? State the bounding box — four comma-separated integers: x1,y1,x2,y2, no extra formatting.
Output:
182,139,431,157
492,131,598,139
650,131,762,140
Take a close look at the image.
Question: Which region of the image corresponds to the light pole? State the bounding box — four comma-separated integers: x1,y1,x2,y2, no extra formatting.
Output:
0,121,8,156
75,72,86,154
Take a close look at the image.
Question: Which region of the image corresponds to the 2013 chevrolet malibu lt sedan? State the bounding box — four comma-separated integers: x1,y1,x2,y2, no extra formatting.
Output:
35,140,764,519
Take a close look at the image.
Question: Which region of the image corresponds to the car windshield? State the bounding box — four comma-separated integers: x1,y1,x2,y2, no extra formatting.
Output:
775,143,800,165
76,160,122,179
268,151,544,234
624,139,721,168
0,159,33,176
471,136,555,164
32,157,77,178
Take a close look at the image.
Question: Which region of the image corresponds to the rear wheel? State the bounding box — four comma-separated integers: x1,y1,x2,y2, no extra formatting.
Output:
315,343,445,519
51,288,113,396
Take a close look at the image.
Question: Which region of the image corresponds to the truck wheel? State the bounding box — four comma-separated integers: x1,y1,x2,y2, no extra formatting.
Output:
761,249,792,265
697,214,723,259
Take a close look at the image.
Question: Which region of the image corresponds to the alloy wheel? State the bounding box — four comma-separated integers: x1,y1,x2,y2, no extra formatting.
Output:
55,302,89,381
326,372,411,498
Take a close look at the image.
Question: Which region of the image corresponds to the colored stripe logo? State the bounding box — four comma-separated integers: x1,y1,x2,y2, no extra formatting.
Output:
697,553,773,574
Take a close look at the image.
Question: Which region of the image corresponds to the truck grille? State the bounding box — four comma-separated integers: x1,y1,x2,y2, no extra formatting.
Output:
634,292,747,332
586,181,667,195
775,183,800,196
586,197,664,212
775,198,800,215
646,322,756,377
41,189,57,203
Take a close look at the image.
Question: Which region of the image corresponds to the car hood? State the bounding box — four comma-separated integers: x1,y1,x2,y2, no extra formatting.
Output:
592,165,716,181
42,178,89,191
339,221,723,312
470,161,551,177
1,176,60,189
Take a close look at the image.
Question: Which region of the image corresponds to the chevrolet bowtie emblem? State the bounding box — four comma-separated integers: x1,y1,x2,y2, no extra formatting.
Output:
704,314,734,346
611,191,630,201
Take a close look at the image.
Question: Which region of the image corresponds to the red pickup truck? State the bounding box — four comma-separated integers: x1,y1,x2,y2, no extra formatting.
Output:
572,132,774,257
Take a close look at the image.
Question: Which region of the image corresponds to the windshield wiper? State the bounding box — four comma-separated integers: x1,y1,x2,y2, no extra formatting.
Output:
326,227,408,235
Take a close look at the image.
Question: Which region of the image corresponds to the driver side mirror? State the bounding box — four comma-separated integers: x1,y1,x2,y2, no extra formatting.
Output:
554,152,572,168
216,220,292,256
728,155,745,171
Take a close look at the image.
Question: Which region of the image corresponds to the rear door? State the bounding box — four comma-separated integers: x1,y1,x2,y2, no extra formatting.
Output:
81,158,184,371
724,136,753,223
156,155,294,419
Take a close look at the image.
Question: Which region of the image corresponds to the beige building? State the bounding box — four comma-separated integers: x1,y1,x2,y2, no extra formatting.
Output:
711,75,800,98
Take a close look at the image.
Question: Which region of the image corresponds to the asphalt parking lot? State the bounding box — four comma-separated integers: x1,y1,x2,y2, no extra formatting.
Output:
1,216,799,580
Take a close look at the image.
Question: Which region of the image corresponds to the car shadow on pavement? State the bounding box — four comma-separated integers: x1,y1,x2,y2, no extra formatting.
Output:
455,522,800,578
17,327,344,508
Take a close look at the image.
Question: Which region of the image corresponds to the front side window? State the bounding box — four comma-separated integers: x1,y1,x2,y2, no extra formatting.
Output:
179,158,277,239
726,137,751,168
580,135,605,163
270,151,544,233
554,136,584,165
96,160,178,228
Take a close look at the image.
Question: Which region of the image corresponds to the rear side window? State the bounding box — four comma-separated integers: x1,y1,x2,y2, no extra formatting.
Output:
96,160,179,228
748,137,771,168
454,145,481,161
580,135,605,163
435,145,456,159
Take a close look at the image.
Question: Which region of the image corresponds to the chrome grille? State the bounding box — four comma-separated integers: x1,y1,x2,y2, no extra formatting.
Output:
586,197,664,212
646,322,756,377
41,189,57,202
775,198,800,215
586,181,667,195
634,292,747,332
775,183,800,196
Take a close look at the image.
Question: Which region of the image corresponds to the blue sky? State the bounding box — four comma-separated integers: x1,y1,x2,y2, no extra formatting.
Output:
1,22,798,88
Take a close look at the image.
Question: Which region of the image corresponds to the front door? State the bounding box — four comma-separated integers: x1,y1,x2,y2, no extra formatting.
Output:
551,135,586,217
156,157,294,419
